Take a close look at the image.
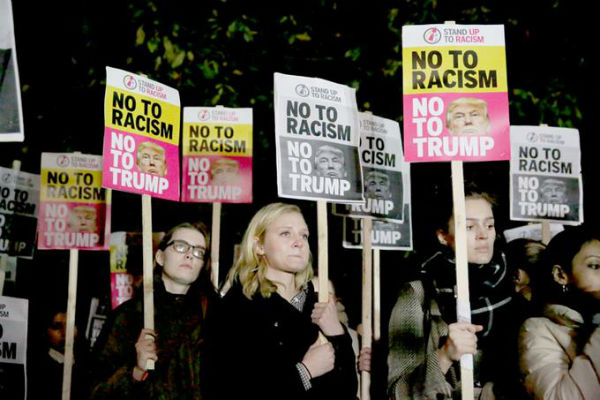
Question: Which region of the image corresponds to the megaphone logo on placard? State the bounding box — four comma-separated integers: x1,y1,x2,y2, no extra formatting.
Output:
57,155,70,167
123,75,138,90
295,84,309,97
423,27,442,44
526,131,539,143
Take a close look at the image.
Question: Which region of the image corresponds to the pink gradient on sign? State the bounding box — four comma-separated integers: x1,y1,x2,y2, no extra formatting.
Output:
181,155,252,203
110,272,134,309
37,201,110,250
102,128,180,201
403,92,510,162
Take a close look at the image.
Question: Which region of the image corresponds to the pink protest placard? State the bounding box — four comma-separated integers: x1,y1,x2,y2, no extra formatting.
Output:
38,153,111,250
102,67,180,201
181,107,253,203
402,25,510,162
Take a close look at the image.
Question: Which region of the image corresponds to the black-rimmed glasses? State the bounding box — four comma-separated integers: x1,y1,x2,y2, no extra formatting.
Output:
166,240,206,259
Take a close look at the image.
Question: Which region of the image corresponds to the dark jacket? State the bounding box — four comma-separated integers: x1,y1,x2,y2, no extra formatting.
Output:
90,276,213,400
207,281,357,400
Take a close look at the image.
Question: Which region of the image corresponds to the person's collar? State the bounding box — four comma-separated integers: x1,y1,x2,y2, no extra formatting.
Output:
543,303,584,328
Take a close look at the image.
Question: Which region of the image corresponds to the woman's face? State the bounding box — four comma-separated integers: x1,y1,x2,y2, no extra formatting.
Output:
570,240,600,300
158,228,206,292
258,212,310,275
440,198,496,265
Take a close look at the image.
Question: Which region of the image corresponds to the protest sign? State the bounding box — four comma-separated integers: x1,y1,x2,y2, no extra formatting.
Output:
38,153,111,250
0,167,39,258
402,24,510,162
274,72,363,203
333,112,408,221
0,295,28,400
109,232,133,309
503,223,564,243
182,107,252,203
0,0,24,142
343,205,413,250
510,126,583,224
102,67,180,201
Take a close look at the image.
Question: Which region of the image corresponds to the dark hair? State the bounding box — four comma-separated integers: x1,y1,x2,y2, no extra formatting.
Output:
538,225,600,302
505,239,546,275
156,222,213,292
435,183,497,233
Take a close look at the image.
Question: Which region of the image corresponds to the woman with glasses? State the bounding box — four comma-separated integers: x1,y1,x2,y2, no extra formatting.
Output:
91,222,217,400
208,203,357,400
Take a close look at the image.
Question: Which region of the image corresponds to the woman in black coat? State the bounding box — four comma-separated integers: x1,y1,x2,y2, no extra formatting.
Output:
208,203,357,400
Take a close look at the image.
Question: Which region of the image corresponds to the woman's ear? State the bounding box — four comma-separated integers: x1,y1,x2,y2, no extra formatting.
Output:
254,237,265,256
155,249,165,267
552,265,569,285
436,229,449,246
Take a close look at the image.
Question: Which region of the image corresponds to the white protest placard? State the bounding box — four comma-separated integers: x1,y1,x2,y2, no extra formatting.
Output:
0,0,24,142
0,295,28,400
0,167,39,259
343,204,413,251
333,112,408,221
510,126,583,225
503,223,564,243
274,72,363,203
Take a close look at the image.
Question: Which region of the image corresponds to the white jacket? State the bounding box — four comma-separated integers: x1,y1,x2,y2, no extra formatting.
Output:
519,304,600,399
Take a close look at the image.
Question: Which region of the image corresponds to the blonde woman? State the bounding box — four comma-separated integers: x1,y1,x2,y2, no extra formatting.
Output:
209,203,357,400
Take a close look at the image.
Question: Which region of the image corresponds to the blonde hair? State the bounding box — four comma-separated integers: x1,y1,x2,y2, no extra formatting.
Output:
227,203,314,299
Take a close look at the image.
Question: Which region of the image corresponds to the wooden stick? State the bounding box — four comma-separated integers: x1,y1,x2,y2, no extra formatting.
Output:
0,160,22,295
141,194,155,370
211,202,221,289
541,220,551,245
317,201,328,303
61,249,78,400
361,218,373,400
451,160,474,400
373,248,381,342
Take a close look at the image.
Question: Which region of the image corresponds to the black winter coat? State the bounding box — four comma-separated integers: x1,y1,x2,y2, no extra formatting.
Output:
207,282,357,400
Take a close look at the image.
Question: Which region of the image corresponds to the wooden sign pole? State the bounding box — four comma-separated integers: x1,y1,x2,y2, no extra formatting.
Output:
317,201,329,303
373,248,381,342
61,249,79,400
211,202,221,289
451,161,474,400
361,218,373,400
142,194,155,370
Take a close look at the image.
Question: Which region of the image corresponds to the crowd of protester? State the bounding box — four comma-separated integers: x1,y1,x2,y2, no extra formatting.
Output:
27,186,600,400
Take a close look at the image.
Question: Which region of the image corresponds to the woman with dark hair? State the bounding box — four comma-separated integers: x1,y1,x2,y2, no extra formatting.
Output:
209,203,357,400
91,222,217,400
519,225,600,399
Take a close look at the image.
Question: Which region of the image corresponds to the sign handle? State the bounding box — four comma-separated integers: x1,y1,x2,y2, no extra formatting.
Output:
317,201,328,303
61,249,79,400
361,218,373,400
451,160,474,400
211,202,221,289
373,248,381,342
142,194,155,370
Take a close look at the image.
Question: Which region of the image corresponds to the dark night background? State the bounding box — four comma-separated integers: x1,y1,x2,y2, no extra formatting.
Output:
1,1,597,397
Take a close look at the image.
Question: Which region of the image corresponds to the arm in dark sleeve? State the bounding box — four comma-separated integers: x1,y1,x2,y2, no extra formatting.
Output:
89,305,144,400
325,326,359,399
